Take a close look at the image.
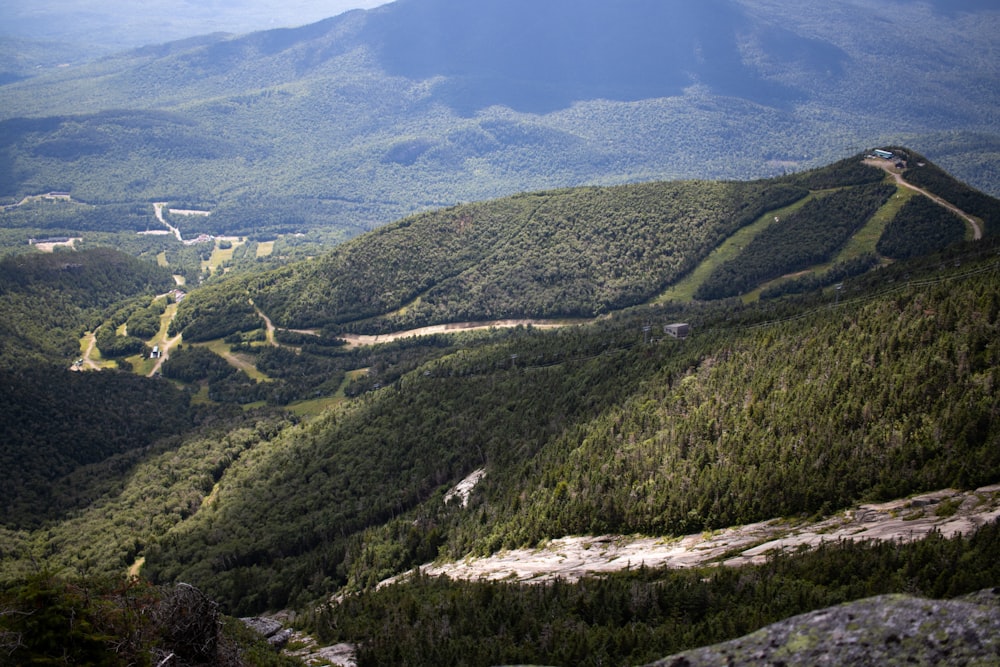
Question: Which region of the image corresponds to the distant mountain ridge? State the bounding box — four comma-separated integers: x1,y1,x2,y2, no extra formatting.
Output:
0,0,997,234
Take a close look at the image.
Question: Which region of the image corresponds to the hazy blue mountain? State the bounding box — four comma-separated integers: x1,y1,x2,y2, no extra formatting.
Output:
364,0,829,113
0,0,997,234
0,1,390,61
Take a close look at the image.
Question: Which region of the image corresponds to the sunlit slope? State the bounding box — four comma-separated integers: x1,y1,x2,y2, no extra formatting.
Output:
171,151,997,339
144,243,1000,614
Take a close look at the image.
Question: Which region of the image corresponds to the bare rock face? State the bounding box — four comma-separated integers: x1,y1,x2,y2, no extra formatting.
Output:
240,616,283,639
646,589,1000,667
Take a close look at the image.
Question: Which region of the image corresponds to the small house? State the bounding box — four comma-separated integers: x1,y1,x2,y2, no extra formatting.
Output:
874,149,894,160
664,323,690,339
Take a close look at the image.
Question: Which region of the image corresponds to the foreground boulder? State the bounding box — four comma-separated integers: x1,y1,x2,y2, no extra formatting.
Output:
647,589,1000,666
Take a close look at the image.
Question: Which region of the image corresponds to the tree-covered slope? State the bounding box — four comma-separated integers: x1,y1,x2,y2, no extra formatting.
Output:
247,179,810,330
0,247,191,525
141,241,1000,615
0,246,175,367
170,151,997,337
0,365,195,529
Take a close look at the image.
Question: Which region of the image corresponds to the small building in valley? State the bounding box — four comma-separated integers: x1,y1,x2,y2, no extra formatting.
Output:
664,323,690,339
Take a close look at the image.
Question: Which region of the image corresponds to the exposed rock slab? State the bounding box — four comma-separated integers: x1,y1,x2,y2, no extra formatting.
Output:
391,484,1000,586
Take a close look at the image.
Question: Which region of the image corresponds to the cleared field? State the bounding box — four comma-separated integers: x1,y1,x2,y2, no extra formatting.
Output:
201,338,271,383
202,238,245,276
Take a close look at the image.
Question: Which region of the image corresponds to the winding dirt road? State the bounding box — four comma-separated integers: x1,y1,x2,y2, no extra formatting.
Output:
865,158,983,240
251,301,281,347
153,203,183,242
338,319,575,347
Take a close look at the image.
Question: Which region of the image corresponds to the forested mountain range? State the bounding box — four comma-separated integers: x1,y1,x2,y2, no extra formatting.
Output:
1,0,999,240
1,147,999,664
1,0,999,661
169,150,995,340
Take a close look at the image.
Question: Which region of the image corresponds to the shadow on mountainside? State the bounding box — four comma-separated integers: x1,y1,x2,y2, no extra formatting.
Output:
362,0,842,114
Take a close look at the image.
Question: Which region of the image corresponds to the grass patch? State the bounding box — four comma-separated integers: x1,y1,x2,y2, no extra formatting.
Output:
834,183,915,263
935,497,963,518
190,383,213,405
202,238,245,276
201,338,271,382
284,368,369,418
77,332,117,370
286,395,343,419
255,241,274,258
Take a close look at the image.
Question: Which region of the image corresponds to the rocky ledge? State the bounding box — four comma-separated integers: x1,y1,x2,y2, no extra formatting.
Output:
646,588,1000,667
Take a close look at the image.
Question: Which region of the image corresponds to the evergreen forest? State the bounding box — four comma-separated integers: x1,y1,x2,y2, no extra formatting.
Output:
1,148,999,665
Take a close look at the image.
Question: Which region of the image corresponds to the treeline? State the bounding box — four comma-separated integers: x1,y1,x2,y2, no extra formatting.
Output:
694,182,895,299
317,522,1000,667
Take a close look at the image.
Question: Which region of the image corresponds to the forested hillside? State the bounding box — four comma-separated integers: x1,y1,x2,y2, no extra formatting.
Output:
248,179,809,330
2,0,999,660
0,247,174,367
0,0,998,241
0,247,198,532
0,159,998,664
169,151,997,338
132,242,1000,619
